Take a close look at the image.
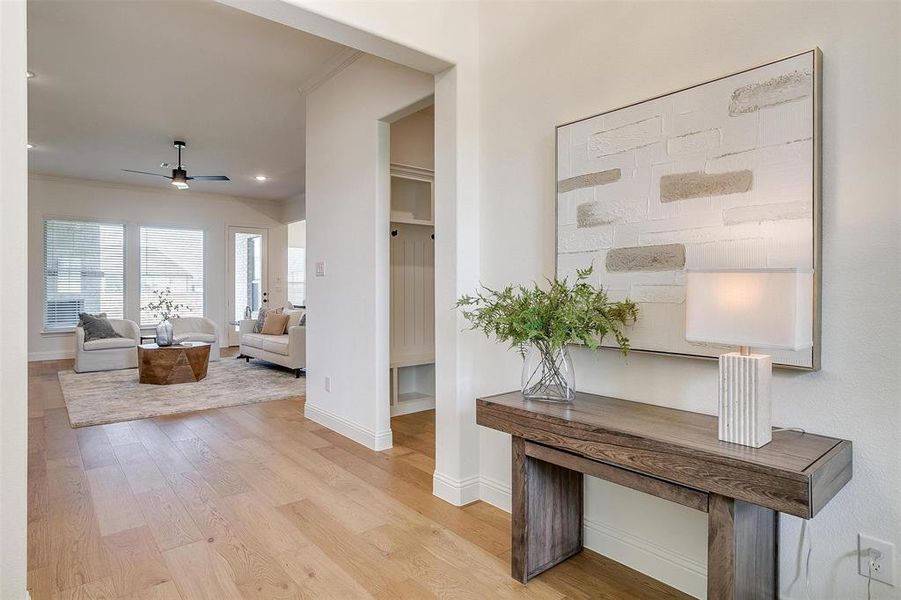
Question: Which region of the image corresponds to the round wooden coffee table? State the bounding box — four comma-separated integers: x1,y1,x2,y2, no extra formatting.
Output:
138,342,211,385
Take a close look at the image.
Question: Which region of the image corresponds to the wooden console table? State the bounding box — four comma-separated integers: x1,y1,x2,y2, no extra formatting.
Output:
476,391,852,600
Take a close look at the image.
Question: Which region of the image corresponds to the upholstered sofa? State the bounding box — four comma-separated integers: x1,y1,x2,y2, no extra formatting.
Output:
239,316,306,377
74,318,141,373
171,316,220,361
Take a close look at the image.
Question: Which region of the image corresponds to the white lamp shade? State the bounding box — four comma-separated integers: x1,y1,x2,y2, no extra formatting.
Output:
685,269,813,351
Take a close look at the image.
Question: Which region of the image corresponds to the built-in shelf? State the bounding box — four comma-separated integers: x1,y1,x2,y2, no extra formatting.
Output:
390,360,435,417
389,162,435,417
391,163,433,227
390,214,434,227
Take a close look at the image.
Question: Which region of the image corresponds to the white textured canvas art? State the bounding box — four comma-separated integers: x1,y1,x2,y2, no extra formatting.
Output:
556,50,820,369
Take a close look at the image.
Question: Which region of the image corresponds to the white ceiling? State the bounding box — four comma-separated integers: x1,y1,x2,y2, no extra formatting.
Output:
27,0,349,200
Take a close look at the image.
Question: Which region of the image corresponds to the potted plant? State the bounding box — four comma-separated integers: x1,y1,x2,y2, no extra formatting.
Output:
143,287,189,346
457,267,638,402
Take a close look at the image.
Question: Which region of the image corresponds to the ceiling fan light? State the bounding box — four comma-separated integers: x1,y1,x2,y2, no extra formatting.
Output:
171,180,189,190
255,175,268,181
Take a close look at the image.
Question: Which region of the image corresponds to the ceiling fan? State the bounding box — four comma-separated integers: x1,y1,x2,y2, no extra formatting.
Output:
122,140,229,190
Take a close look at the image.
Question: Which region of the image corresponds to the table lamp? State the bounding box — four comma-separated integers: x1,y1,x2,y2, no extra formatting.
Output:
685,269,813,448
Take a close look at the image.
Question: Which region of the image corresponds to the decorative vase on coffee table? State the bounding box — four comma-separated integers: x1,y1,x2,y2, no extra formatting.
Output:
521,344,575,402
156,318,174,346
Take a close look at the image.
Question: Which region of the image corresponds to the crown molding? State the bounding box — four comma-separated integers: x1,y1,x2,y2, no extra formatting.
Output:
297,47,363,96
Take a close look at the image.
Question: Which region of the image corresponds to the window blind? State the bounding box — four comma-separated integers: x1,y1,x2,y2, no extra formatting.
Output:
140,226,205,325
43,219,125,330
287,246,305,307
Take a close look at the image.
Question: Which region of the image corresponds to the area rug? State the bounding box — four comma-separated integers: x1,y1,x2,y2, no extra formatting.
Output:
58,359,305,427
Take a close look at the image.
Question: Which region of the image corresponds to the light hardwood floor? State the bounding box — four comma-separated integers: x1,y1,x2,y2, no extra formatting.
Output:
27,352,692,600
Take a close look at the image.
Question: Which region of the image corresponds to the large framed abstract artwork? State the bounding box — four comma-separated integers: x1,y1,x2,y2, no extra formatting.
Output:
555,49,821,369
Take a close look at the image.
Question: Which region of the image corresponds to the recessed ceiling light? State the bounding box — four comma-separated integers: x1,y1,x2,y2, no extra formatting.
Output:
255,175,268,181
26,70,35,79
26,143,34,149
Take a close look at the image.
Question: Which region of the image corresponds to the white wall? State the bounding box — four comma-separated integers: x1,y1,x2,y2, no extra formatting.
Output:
282,191,306,223
224,0,485,506
476,2,900,599
0,1,29,597
391,106,434,170
28,175,289,359
303,52,433,450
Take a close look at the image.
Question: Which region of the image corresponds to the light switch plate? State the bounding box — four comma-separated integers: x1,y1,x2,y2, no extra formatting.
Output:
315,261,325,277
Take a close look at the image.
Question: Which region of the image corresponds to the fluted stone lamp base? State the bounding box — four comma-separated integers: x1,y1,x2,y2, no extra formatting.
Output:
718,352,772,448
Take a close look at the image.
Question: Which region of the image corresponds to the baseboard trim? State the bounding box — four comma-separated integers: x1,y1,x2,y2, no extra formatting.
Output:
303,403,393,451
582,517,706,598
476,476,704,598
432,471,480,506
478,474,512,512
28,350,74,362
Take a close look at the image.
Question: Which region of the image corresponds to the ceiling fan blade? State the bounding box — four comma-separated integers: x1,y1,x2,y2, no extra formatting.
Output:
122,169,172,179
186,175,230,181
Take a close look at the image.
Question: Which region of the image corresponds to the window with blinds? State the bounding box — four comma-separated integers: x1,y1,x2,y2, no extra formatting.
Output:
43,219,125,330
139,226,205,325
287,246,305,307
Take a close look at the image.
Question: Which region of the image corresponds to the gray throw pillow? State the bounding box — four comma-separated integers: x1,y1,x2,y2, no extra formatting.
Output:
78,312,123,342
77,312,106,326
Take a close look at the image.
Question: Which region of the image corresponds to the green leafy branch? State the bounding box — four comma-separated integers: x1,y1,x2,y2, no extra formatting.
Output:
143,287,189,321
456,266,639,356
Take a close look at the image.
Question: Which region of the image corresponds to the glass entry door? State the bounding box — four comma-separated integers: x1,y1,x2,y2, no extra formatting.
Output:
227,226,268,346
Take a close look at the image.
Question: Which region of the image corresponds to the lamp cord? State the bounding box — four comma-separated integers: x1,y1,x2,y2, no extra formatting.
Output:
868,559,873,600
866,548,882,600
803,519,813,600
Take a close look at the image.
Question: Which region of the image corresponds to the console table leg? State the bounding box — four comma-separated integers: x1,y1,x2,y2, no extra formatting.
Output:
707,493,779,600
511,436,583,583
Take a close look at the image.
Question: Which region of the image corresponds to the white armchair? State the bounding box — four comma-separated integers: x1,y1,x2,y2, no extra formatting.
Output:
74,318,140,373
238,317,306,377
171,316,220,361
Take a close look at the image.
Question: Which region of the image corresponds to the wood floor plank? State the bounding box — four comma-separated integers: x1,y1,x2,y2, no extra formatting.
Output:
47,462,110,591
112,442,154,467
277,547,375,599
174,437,253,497
28,566,54,600
120,459,169,495
134,485,203,552
239,437,387,534
316,444,510,556
85,465,146,536
220,491,310,554
52,576,117,600
124,580,184,600
163,540,244,600
102,422,140,447
31,358,692,600
278,499,406,595
167,471,303,599
76,428,118,470
130,420,195,475
101,526,171,597
180,415,253,462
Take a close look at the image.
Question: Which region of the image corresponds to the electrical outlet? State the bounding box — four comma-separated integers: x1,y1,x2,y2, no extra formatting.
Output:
859,534,895,586
324,376,331,392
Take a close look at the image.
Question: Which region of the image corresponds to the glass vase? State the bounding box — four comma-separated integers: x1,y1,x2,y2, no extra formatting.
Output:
156,318,174,346
521,344,575,402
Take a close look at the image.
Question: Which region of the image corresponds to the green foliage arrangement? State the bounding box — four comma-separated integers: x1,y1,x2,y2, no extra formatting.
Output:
143,287,189,321
456,266,639,356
